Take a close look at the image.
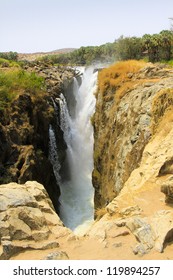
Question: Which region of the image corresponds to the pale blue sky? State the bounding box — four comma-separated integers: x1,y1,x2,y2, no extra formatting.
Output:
0,0,173,53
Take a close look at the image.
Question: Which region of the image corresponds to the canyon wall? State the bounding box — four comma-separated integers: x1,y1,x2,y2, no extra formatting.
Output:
93,61,173,209
1,60,173,259
0,62,75,211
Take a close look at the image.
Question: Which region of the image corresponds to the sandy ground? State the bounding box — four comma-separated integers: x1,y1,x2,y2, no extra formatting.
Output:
9,174,173,260
10,232,173,260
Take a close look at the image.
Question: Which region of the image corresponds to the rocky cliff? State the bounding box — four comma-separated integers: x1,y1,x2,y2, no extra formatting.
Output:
0,62,75,211
89,60,173,257
93,60,173,209
1,60,173,260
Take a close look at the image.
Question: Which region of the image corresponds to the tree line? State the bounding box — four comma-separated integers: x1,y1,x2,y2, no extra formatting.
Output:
0,51,18,61
116,30,173,62
39,30,173,65
1,30,173,65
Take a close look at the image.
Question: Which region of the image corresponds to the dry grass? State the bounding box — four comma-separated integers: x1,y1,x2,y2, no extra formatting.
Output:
97,60,161,118
98,60,146,97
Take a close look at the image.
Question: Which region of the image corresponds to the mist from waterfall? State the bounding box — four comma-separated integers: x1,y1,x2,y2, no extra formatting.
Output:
49,67,98,235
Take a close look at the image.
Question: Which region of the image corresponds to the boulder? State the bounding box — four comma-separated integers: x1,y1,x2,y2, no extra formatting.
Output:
126,217,155,255
150,210,173,252
0,239,59,260
124,210,173,254
0,181,71,259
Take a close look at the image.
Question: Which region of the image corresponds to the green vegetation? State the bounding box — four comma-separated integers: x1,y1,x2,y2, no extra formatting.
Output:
0,67,46,111
0,29,172,66
39,43,116,65
0,30,172,66
0,57,20,68
38,30,173,65
0,51,18,61
0,28,172,113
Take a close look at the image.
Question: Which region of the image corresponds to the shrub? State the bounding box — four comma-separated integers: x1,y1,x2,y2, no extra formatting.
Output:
0,68,46,111
0,51,18,61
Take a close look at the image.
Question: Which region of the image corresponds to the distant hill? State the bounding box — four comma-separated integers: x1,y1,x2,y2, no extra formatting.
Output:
49,48,76,54
18,48,76,61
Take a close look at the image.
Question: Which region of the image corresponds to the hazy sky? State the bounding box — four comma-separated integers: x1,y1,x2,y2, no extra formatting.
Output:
1,0,173,53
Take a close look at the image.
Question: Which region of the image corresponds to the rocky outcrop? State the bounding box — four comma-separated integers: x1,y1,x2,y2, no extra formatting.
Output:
0,181,72,260
88,61,173,256
0,62,75,211
99,91,173,255
93,61,173,209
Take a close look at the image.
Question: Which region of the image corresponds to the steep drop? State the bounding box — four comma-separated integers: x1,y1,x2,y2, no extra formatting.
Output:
50,67,98,234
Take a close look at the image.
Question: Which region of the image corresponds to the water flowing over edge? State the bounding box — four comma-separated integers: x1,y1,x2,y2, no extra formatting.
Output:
49,66,98,235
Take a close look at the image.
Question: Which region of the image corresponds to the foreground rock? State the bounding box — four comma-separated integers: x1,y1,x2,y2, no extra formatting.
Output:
0,181,71,260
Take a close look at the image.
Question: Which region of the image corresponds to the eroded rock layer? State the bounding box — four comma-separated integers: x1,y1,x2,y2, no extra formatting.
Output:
0,62,75,211
93,61,173,208
90,60,173,256
0,181,72,260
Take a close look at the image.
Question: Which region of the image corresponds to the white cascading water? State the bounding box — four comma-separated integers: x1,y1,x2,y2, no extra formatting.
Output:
49,125,61,185
49,67,98,235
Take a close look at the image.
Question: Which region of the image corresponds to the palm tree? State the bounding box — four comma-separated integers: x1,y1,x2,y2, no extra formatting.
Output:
142,34,160,62
159,30,173,61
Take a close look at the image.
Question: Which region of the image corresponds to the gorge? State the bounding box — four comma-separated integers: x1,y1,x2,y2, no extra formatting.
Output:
49,67,98,233
1,60,173,260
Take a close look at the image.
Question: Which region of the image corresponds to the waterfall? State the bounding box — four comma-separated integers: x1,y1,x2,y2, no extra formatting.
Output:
49,67,98,235
49,125,61,185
